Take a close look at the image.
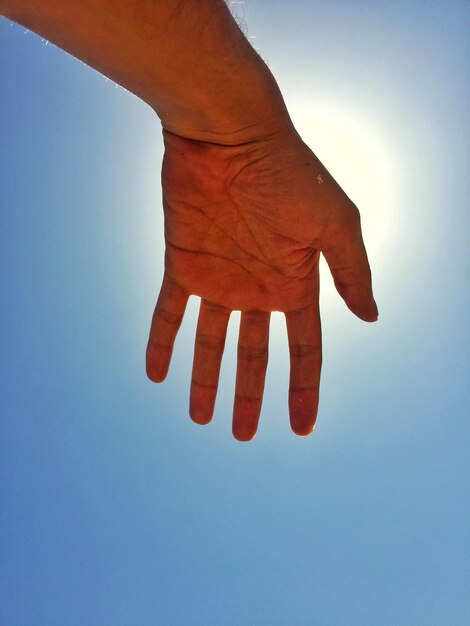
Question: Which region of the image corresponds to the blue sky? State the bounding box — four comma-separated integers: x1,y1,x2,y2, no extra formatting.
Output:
1,1,469,624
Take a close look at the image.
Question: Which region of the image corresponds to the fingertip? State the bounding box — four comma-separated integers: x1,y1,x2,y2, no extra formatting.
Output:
189,412,212,426
356,298,379,323
289,389,318,437
189,398,214,425
339,283,378,323
146,347,170,382
354,308,378,323
232,395,262,442
146,365,167,383
291,420,316,437
233,425,257,442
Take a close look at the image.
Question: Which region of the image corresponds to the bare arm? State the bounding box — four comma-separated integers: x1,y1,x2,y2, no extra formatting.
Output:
1,0,292,143
2,0,378,439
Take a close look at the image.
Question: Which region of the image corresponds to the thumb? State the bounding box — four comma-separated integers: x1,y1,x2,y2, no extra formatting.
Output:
321,204,378,322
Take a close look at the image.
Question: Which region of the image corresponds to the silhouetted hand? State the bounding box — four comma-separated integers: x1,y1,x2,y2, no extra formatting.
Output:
146,127,378,440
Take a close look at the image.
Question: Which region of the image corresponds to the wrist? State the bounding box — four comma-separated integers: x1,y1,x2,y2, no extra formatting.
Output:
159,104,294,147
155,56,295,146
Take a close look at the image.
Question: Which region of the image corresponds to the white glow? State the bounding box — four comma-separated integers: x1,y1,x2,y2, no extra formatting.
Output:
288,99,397,270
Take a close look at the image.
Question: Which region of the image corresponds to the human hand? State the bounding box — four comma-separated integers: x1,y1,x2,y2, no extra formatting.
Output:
146,127,377,441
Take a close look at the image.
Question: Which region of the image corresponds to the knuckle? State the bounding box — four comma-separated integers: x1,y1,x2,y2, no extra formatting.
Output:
191,377,218,391
147,338,172,351
196,332,225,351
154,308,182,325
243,310,270,327
234,392,263,405
238,344,268,362
289,343,321,359
289,385,319,393
204,301,230,316
244,309,267,319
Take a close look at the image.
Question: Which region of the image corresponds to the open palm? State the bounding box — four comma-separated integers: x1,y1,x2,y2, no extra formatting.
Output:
146,128,377,440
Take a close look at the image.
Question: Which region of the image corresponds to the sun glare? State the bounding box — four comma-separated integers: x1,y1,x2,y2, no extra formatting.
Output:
289,99,396,269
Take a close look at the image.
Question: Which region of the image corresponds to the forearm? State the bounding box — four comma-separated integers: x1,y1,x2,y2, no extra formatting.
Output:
1,0,292,143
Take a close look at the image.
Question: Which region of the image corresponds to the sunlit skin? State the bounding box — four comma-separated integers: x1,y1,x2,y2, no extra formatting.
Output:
147,128,377,440
1,0,378,440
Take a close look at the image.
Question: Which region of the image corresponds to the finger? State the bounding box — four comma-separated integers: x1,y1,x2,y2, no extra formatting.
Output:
189,299,231,425
232,311,270,442
285,303,322,436
321,204,378,322
146,272,189,382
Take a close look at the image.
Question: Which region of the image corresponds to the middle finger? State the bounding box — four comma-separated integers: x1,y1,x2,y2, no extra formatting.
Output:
233,310,270,441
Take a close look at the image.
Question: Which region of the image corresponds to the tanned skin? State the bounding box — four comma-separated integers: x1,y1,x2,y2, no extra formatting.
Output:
1,1,378,440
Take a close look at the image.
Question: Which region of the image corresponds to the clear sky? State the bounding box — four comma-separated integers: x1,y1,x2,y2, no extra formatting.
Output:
1,1,469,624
